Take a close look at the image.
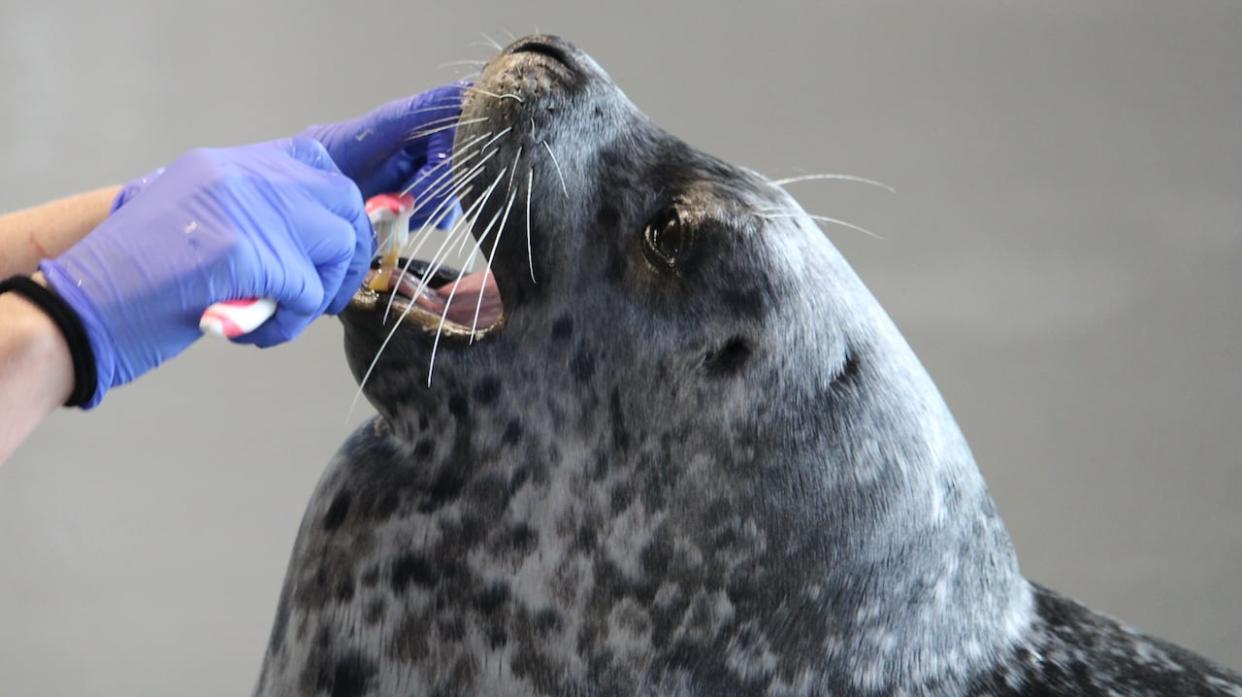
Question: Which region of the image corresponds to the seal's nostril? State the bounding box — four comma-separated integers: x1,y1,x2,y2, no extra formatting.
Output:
510,41,570,67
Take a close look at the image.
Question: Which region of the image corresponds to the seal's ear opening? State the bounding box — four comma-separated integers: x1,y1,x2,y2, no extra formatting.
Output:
703,336,752,377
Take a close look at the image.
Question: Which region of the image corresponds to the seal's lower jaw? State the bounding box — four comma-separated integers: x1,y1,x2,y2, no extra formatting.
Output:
347,258,506,343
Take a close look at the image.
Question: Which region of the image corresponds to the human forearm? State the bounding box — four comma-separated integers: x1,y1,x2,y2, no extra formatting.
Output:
0,274,74,463
0,186,121,278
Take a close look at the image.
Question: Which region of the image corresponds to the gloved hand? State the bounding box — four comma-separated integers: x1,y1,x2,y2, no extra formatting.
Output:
301,83,466,229
112,85,468,227
39,137,372,408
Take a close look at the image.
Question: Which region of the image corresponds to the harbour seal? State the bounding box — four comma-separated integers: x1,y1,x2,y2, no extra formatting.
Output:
254,35,1241,696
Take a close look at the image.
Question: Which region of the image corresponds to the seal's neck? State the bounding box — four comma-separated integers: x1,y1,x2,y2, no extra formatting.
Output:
794,312,1033,690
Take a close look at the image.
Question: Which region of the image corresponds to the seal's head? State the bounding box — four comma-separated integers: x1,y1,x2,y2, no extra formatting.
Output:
345,35,862,448
335,35,1029,694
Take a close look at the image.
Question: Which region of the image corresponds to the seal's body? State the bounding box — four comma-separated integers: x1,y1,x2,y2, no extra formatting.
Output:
254,36,1240,696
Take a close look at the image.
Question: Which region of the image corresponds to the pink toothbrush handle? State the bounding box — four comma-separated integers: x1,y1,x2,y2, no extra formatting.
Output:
199,192,415,339
199,298,277,338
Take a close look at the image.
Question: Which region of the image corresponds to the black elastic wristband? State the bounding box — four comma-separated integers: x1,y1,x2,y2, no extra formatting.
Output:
0,275,98,408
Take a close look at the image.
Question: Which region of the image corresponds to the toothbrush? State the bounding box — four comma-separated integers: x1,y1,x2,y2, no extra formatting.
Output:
198,192,416,339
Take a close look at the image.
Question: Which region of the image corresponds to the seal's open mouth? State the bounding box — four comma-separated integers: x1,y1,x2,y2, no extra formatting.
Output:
352,257,505,340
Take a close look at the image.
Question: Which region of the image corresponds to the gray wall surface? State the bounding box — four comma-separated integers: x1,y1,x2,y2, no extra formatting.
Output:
2,1,1239,694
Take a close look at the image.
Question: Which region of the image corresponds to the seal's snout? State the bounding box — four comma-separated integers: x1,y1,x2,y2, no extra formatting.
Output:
496,34,607,89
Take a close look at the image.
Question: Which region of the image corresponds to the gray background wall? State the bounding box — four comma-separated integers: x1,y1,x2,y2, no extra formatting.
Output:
1,1,1238,694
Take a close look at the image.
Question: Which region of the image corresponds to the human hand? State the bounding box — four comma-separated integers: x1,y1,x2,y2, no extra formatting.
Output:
39,137,372,407
301,83,466,229
112,85,467,229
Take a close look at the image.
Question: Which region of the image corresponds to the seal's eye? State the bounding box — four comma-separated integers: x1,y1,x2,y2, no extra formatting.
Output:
642,209,696,273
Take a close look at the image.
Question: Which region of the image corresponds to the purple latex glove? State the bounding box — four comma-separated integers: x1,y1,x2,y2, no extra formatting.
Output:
40,137,372,408
114,85,467,228
301,83,466,229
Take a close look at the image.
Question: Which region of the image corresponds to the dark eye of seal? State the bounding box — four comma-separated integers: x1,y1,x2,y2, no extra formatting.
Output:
641,207,697,274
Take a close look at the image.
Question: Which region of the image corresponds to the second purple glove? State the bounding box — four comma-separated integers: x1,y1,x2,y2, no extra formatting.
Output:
302,83,466,230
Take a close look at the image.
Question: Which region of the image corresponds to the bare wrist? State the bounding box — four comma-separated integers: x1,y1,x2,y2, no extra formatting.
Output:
0,274,75,407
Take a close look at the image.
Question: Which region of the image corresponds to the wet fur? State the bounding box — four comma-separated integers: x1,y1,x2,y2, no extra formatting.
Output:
254,36,1241,696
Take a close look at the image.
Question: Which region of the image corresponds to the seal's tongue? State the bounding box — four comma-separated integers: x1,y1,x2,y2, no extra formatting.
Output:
367,267,503,329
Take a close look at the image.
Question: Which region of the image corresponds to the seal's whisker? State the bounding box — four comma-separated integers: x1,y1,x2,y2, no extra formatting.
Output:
466,86,525,104
427,167,510,385
384,145,504,324
390,131,511,261
392,146,495,264
428,236,484,385
761,212,884,240
349,166,508,417
406,103,469,116
448,144,513,260
449,172,504,260
421,90,469,103
438,59,488,70
462,146,518,258
402,92,465,112
768,173,896,193
414,144,502,227
524,167,538,284
399,130,492,199
401,164,508,321
453,210,483,257
506,147,523,196
397,135,488,201
807,214,883,240
481,126,514,150
420,184,477,250
398,114,468,137
405,117,489,142
397,114,469,143
470,187,518,342
384,149,502,321
382,175,484,324
402,139,501,223
448,68,483,83
470,150,523,341
396,149,454,195
383,168,486,325
479,32,504,52
450,130,494,157
541,141,569,199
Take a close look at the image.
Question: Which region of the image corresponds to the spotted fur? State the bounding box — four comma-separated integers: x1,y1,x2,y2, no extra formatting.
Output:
253,35,1240,696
